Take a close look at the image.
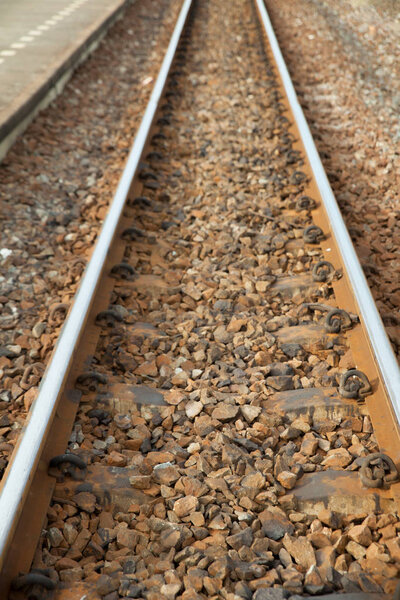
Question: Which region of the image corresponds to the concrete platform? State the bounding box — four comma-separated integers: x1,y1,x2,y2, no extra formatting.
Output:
0,0,135,161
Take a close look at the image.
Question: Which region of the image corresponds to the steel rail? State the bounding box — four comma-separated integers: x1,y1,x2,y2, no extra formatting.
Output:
256,0,400,426
0,0,193,571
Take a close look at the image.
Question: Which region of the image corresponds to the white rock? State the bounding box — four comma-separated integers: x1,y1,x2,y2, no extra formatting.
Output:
185,400,203,419
187,442,201,454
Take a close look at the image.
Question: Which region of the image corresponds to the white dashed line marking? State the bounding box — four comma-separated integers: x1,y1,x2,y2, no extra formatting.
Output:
0,0,95,67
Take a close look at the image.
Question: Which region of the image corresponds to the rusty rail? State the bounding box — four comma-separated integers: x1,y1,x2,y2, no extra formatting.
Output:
256,0,400,425
0,0,193,592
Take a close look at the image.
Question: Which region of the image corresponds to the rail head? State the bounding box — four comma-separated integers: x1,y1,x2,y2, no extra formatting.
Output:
255,0,400,427
0,0,193,573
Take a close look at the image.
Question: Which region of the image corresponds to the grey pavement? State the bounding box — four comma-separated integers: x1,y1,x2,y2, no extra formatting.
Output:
0,0,130,158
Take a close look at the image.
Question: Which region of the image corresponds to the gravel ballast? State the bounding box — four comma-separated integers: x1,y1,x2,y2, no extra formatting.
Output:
264,0,400,361
0,0,181,479
25,0,400,597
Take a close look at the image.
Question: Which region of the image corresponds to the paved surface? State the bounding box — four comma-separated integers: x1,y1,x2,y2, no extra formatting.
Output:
0,0,132,159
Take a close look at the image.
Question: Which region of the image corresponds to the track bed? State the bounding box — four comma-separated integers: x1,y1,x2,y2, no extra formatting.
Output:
2,0,400,598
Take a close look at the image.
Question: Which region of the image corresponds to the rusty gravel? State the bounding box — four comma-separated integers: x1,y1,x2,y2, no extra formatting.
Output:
264,0,400,360
25,0,400,598
0,0,181,480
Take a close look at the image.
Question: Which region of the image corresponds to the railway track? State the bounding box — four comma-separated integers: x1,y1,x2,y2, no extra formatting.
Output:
1,0,400,597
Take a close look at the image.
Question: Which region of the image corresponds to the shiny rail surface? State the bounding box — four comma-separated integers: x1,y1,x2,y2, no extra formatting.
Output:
255,0,400,426
0,0,192,579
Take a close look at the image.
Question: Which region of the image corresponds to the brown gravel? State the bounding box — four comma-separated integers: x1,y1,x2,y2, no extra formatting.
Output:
264,0,400,360
27,0,400,597
0,0,181,479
